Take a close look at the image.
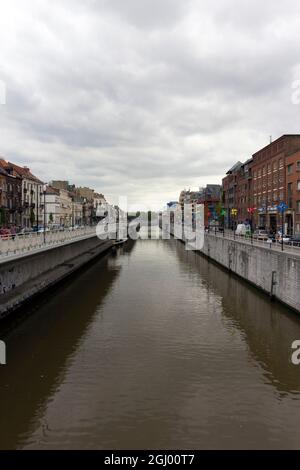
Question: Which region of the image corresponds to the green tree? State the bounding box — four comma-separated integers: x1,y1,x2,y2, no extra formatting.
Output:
30,208,35,226
0,208,6,227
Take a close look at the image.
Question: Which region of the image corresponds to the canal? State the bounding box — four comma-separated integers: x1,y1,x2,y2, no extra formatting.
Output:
1,237,300,449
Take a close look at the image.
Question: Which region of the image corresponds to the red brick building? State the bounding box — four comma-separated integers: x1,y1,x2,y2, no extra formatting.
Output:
223,135,300,234
252,135,300,234
286,150,300,235
235,159,253,224
222,161,242,228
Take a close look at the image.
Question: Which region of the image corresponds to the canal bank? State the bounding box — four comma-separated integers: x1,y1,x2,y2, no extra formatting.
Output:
0,234,114,319
180,232,300,314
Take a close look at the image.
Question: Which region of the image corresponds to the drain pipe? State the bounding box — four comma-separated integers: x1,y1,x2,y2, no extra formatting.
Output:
270,270,277,300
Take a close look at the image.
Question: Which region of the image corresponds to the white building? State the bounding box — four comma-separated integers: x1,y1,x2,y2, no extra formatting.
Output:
45,187,73,227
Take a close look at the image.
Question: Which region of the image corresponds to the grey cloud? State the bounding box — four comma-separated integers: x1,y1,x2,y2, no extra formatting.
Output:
0,0,300,208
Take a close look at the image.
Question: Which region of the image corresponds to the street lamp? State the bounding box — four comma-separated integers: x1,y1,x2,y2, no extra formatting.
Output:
247,206,256,243
278,201,288,251
36,186,39,231
221,208,227,237
231,208,238,238
43,184,47,243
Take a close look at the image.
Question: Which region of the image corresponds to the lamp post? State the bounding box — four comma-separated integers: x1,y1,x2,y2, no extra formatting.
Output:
231,208,238,238
36,186,39,231
247,207,256,244
278,201,288,252
221,208,227,237
72,201,75,228
43,184,47,244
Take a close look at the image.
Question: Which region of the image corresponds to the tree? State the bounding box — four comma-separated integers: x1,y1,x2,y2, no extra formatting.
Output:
0,208,6,227
30,208,35,226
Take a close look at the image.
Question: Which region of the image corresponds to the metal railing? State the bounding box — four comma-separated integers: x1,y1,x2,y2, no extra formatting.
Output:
207,228,300,256
0,226,97,262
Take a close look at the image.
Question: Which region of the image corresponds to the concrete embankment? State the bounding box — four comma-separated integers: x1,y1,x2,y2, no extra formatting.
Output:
197,234,300,313
0,236,113,319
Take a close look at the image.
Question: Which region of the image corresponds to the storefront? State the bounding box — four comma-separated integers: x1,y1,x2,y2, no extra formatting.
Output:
257,206,279,233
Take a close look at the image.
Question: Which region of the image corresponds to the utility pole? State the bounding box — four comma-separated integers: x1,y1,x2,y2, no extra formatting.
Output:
43,184,47,244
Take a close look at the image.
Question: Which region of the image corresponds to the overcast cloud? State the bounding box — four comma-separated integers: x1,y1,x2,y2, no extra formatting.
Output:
0,0,300,209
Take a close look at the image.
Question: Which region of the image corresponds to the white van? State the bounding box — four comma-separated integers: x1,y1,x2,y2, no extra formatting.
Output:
235,224,251,236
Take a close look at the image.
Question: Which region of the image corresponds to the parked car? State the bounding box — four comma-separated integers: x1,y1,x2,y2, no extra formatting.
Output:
31,225,45,232
276,231,291,244
49,224,64,231
287,235,300,247
252,229,269,241
0,228,11,240
18,228,33,235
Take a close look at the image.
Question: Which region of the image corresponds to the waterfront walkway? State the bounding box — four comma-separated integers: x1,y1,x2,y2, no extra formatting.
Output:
206,229,300,257
0,227,98,264
1,225,300,265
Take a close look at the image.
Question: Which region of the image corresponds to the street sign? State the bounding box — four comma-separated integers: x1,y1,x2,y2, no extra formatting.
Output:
277,202,288,213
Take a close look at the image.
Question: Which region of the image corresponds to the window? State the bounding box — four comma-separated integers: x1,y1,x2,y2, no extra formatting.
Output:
279,158,284,169
288,183,293,196
298,181,300,190
297,201,300,214
287,164,293,175
273,161,277,171
279,170,284,183
297,161,300,171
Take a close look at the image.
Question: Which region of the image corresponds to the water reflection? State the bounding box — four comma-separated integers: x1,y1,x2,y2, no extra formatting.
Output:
0,241,135,449
172,241,300,396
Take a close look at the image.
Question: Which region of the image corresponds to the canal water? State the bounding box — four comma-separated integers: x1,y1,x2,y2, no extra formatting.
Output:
1,237,300,449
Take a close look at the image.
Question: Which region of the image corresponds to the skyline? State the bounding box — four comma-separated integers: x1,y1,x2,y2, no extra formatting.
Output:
1,0,300,209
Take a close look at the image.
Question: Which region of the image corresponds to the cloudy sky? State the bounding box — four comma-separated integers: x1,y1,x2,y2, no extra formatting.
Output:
1,0,300,209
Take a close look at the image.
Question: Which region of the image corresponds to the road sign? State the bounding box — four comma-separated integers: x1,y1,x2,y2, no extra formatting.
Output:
277,202,288,213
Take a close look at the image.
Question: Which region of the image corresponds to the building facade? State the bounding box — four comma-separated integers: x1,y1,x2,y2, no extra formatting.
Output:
45,186,73,227
0,166,22,228
222,135,300,234
0,159,44,229
286,150,300,235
